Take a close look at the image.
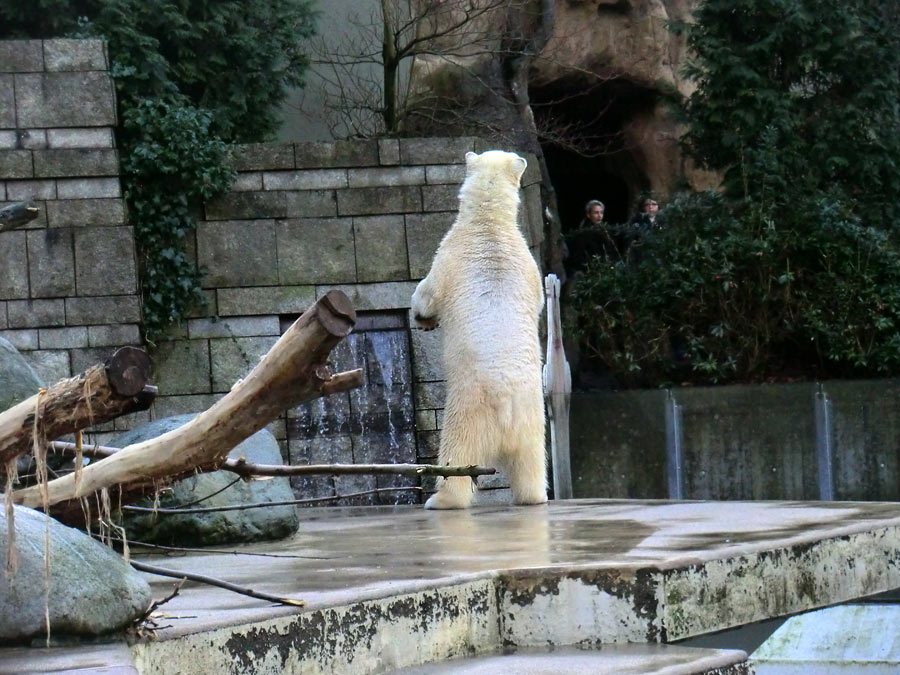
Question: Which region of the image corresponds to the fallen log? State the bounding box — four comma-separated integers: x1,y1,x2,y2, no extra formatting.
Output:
49,441,497,479
13,291,363,520
0,201,40,233
0,347,156,467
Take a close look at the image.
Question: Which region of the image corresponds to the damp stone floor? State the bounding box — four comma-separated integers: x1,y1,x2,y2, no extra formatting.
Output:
1,498,899,674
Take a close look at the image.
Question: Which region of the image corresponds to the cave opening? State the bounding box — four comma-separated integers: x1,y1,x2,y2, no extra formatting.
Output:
531,77,660,232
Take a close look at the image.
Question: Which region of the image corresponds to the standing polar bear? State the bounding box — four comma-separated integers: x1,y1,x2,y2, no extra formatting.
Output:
411,150,546,509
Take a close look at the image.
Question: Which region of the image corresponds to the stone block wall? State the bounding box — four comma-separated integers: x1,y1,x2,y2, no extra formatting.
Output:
0,40,142,432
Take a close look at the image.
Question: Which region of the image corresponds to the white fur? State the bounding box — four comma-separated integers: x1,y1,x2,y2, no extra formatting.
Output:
411,150,547,509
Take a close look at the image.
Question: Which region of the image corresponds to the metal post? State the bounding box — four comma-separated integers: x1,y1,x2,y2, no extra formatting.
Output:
665,390,684,500
814,383,835,501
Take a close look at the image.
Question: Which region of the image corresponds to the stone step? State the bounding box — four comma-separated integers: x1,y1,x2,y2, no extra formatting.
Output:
388,644,750,675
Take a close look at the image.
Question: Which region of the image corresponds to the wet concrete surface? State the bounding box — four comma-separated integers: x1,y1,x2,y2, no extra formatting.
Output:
132,499,900,632
3,498,899,673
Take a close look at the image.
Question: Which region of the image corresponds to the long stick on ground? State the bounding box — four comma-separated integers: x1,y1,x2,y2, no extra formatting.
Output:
130,560,304,607
14,291,362,521
49,441,497,478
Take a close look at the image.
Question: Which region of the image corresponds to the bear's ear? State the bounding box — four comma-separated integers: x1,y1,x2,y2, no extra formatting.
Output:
511,154,527,180
465,151,478,166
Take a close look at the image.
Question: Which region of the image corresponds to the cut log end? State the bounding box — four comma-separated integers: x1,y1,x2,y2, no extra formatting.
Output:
317,290,357,336
105,346,152,397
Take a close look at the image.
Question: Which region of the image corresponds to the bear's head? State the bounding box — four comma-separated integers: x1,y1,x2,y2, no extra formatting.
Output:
464,150,528,186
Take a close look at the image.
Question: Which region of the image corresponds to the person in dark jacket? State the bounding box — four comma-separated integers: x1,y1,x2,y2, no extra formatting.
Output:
563,199,623,276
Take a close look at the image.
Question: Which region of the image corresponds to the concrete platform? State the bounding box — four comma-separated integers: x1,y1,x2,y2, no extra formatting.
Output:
2,499,899,674
120,498,900,674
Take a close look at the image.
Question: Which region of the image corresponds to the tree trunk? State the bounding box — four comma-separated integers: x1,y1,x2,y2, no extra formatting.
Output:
13,291,363,521
0,347,155,467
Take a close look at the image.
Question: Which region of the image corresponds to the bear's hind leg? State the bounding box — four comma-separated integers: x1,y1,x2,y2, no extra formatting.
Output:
425,399,496,510
502,405,548,506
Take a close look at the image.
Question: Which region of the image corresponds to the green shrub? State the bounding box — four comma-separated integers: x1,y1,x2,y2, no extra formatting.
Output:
569,189,900,387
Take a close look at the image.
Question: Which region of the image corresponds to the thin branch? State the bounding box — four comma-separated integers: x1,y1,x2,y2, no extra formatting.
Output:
48,441,496,479
130,560,305,607
96,534,333,560
121,486,423,514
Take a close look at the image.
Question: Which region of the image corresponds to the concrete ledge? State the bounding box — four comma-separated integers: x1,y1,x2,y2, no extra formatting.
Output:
116,499,900,674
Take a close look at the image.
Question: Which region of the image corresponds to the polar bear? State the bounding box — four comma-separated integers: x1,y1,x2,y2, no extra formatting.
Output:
411,150,546,509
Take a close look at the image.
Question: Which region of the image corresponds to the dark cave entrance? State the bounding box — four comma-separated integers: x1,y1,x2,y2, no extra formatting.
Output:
530,77,660,232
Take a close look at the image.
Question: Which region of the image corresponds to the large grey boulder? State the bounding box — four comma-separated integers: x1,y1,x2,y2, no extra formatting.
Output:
0,505,152,642
0,337,43,413
118,414,299,546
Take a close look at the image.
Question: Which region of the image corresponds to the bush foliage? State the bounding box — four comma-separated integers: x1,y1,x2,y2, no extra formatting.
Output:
570,0,900,387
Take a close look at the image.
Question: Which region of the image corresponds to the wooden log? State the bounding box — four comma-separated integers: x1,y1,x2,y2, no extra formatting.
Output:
0,347,156,468
14,291,363,519
0,201,40,233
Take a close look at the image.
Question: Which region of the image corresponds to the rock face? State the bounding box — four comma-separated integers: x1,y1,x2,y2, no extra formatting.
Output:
0,505,151,642
0,337,43,413
407,0,716,220
118,415,300,546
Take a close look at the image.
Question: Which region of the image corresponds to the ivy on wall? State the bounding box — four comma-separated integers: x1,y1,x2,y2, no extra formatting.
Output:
1,0,316,341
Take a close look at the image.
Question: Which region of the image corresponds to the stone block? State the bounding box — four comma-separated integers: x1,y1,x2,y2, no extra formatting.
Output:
0,151,33,179
231,172,263,192
14,130,48,150
294,140,379,168
377,138,400,166
0,41,43,73
150,394,223,420
353,215,409,282
400,137,477,165
232,143,295,171
262,169,347,191
43,40,108,72
415,409,438,432
0,131,15,150
425,164,465,184
150,339,212,395
415,429,440,462
409,326,444,381
65,295,141,325
47,128,115,149
39,326,88,349
0,231,29,300
284,189,338,218
56,177,120,199
337,185,422,215
347,166,425,188
87,324,142,347
422,184,459,212
188,316,279,339
210,336,278,392
204,191,287,220
405,212,454,278
317,281,418,311
47,198,126,228
276,218,356,285
22,349,71,384
7,299,65,328
197,220,278,288
33,148,118,178
7,179,56,200
0,303,6,329
0,77,13,128
27,228,76,297
216,286,316,317
114,409,152,432
15,72,116,128
74,226,137,296
287,437,346,498
0,329,38,350
414,380,446,410
69,346,117,375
